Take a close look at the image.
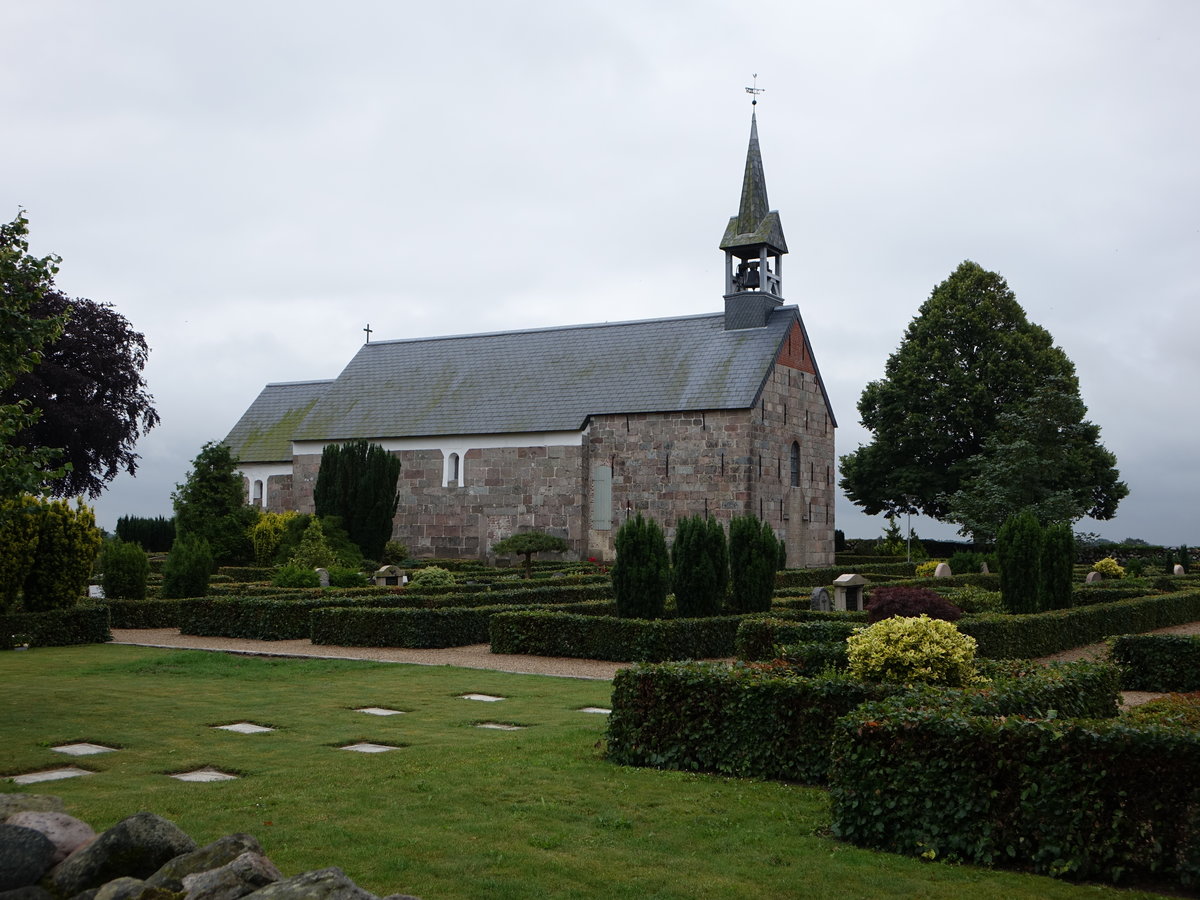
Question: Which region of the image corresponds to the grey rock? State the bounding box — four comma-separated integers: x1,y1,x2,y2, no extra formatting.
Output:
146,834,262,892
181,851,281,900
92,876,177,900
0,825,56,891
0,885,53,900
378,895,422,900
46,813,196,896
243,867,377,900
0,800,64,821
4,813,96,865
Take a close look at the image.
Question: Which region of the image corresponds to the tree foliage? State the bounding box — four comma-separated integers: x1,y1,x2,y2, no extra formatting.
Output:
0,212,68,498
161,533,214,599
0,495,101,612
997,510,1043,614
100,538,150,601
728,514,779,614
611,513,669,619
492,530,568,579
172,441,256,564
313,440,401,561
670,515,728,617
839,261,1127,532
115,515,175,553
2,291,159,498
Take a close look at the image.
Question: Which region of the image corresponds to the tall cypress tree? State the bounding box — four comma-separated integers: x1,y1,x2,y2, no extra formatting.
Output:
998,510,1043,614
1039,522,1074,611
671,515,727,617
612,513,669,619
728,514,778,613
313,440,400,560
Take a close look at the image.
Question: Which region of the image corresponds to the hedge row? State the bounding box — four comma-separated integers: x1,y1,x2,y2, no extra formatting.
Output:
830,698,1200,885
179,596,398,640
312,604,541,648
489,611,745,662
1109,634,1200,692
605,660,1119,786
104,598,184,629
0,606,112,649
775,562,917,590
735,616,864,661
958,589,1200,658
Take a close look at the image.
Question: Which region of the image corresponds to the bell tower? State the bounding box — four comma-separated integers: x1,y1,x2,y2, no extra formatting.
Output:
720,107,788,330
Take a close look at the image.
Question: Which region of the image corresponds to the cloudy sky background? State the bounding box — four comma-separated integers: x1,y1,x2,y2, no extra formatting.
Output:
6,1,1198,545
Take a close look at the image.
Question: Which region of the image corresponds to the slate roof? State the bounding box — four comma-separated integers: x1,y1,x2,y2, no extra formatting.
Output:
224,379,333,463
285,306,826,442
720,112,787,256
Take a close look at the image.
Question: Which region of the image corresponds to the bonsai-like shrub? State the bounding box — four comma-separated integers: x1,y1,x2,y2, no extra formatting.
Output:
492,531,568,579
1125,556,1147,577
865,586,963,625
670,515,728,617
1092,557,1125,579
409,565,455,588
612,513,669,619
99,539,150,601
847,615,978,687
728,514,779,614
161,534,214,599
381,541,409,565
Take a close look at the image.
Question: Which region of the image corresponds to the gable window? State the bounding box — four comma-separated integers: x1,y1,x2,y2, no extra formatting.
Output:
790,442,800,487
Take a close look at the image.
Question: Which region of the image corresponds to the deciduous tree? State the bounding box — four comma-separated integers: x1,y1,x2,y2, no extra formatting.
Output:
172,441,256,564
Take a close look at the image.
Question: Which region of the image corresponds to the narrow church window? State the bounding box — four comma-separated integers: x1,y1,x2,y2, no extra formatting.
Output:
665,452,670,479
779,498,784,522
759,498,764,519
757,455,762,478
720,452,725,476
591,464,613,531
805,409,810,430
827,465,832,486
783,403,787,425
810,461,815,483
252,480,264,507
790,442,800,487
449,453,460,484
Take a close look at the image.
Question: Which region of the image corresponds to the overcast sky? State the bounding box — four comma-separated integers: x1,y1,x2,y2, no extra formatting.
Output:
6,1,1198,545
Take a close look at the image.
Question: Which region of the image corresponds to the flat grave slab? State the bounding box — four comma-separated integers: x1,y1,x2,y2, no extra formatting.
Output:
11,767,92,785
459,693,504,702
475,723,523,731
170,768,238,782
340,742,400,753
356,707,404,716
579,707,611,715
213,722,274,734
51,742,117,756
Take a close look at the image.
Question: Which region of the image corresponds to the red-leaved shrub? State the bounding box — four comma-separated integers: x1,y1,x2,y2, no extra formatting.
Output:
865,586,963,625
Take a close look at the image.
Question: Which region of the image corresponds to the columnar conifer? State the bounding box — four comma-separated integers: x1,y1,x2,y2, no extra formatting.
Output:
997,510,1042,614
313,440,401,561
728,514,779,613
671,515,728,617
612,513,669,619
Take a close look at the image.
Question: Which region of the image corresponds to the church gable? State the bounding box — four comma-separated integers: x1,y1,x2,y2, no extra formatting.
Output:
776,320,815,374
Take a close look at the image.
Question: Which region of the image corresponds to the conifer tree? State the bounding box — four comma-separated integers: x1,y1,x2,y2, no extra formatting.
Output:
998,510,1042,614
728,515,779,613
671,515,728,617
611,513,669,619
313,440,400,561
1039,522,1074,611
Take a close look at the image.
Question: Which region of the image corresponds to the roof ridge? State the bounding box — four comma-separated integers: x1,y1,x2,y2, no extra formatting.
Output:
263,378,336,387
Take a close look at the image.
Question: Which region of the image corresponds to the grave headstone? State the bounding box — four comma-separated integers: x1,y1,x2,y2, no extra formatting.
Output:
809,587,831,612
1174,564,1186,576
934,563,952,578
373,565,405,587
832,574,867,612
1085,571,1103,583
981,561,989,574
315,568,330,588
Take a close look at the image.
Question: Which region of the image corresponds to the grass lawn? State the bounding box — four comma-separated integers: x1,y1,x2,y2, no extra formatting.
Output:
0,645,1171,899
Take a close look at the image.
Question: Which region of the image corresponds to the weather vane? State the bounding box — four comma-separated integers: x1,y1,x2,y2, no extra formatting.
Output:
745,73,764,105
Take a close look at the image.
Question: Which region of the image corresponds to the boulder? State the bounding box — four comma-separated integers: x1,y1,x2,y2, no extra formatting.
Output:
146,833,263,892
243,867,378,900
93,876,177,900
0,825,56,892
5,812,96,865
182,851,282,900
0,885,53,900
46,813,196,897
0,799,64,822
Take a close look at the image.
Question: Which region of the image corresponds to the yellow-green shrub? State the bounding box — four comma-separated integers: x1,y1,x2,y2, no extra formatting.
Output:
1092,557,1125,579
914,560,941,577
409,565,455,588
846,614,978,687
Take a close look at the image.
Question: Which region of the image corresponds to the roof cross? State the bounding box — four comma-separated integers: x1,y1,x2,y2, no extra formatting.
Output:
363,323,372,343
745,73,764,105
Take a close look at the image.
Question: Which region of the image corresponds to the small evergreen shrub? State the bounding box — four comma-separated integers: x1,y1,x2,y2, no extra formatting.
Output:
1124,556,1146,577
381,541,409,565
847,615,977,687
161,535,214,599
409,565,456,588
270,564,320,588
1039,522,1074,610
99,539,150,601
288,518,337,569
670,515,728,617
728,514,779,613
998,510,1042,613
865,586,963,624
1092,557,1125,579
947,550,986,575
914,560,940,577
328,567,369,588
612,513,670,619
1179,544,1191,575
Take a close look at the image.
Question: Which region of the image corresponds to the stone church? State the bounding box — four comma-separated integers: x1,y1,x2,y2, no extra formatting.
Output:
224,111,837,565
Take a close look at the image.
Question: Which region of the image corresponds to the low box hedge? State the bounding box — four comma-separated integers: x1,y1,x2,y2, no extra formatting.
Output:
1109,633,1200,692
1,605,111,648
607,660,1120,786
735,616,864,661
829,698,1200,885
312,604,527,648
104,598,184,629
490,610,744,662
179,596,396,640
959,589,1200,658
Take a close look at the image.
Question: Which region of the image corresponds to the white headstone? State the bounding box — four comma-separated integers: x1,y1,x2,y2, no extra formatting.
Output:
315,568,330,587
832,573,867,612
934,562,952,578
980,561,989,574
1174,564,1185,576
1085,571,1103,583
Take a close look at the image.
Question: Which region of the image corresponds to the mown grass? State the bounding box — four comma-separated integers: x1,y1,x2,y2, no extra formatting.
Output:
0,645,1170,899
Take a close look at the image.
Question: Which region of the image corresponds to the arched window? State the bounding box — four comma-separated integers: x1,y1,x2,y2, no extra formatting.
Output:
449,452,460,484
789,442,800,487
252,479,264,507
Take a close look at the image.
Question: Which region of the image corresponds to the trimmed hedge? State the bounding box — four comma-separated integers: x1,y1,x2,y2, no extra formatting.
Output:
735,617,863,661
775,562,917,590
1109,634,1200,692
829,699,1200,885
607,660,1121,786
959,589,1200,659
179,596,392,640
313,604,527,648
490,610,744,662
776,641,849,673
104,599,183,629
0,605,111,648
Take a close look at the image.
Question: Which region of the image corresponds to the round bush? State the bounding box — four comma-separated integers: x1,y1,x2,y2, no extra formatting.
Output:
865,586,963,625
914,560,941,577
409,565,455,588
100,539,150,601
1092,557,1125,579
847,615,978,687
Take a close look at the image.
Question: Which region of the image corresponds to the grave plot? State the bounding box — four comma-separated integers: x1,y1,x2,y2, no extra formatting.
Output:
579,707,611,715
474,722,525,731
52,742,119,755
459,693,505,702
212,722,275,733
170,768,239,782
354,707,405,716
339,742,404,753
10,767,93,785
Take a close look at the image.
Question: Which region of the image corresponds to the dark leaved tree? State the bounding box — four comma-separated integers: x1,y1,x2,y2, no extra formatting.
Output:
313,440,400,561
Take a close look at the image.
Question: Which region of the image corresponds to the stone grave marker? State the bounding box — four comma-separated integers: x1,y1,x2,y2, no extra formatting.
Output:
11,768,92,785
1085,571,1103,583
1174,564,1186,576
810,587,831,612
340,743,399,753
213,723,273,734
170,769,238,782
934,563,952,578
373,565,405,587
832,574,867,612
315,568,330,588
51,743,116,756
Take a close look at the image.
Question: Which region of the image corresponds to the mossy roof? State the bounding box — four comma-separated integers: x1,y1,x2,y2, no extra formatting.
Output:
223,379,333,462
283,308,811,442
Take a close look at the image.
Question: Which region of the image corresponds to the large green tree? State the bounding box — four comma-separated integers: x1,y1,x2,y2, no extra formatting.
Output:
840,261,1126,531
172,441,256,564
312,440,401,561
0,212,68,498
